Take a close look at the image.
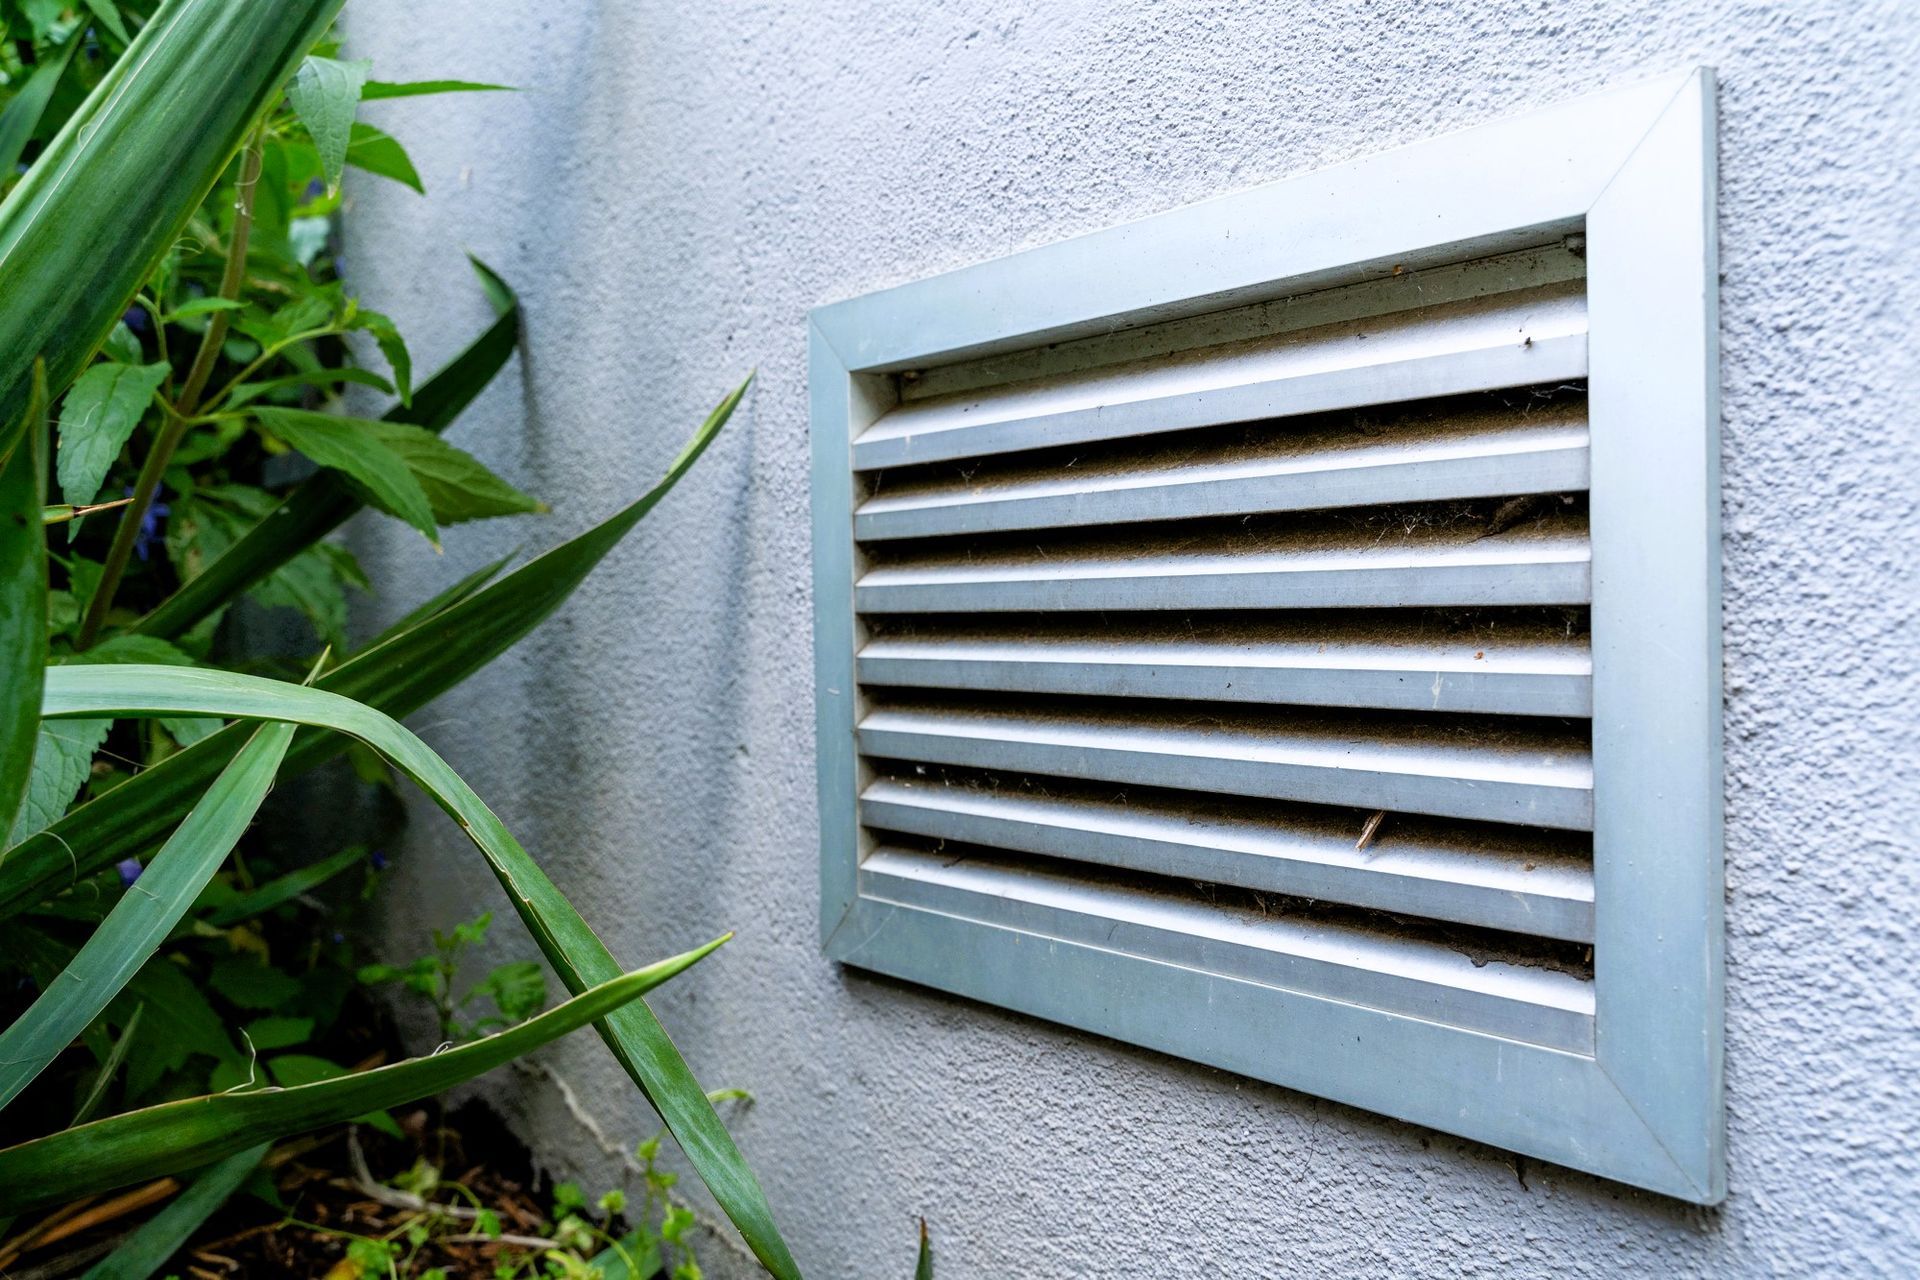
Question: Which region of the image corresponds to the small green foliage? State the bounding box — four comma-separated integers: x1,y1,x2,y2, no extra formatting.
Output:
359,912,550,1043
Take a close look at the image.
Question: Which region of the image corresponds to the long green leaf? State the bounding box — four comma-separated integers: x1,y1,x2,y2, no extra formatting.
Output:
79,1144,266,1280
134,257,522,641
0,944,725,1216
1,378,746,916
0,719,294,1112
0,363,48,838
198,843,368,929
0,34,80,177
36,661,796,1277
0,0,348,426
361,79,514,101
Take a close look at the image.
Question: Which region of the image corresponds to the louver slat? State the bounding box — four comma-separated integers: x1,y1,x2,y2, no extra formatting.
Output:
860,777,1595,942
859,846,1595,1052
855,516,1591,614
851,283,1587,471
856,702,1594,830
854,411,1589,542
856,625,1592,717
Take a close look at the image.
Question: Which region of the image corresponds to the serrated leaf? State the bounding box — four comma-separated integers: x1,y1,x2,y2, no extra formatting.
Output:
361,79,514,101
6,717,110,845
350,309,411,406
138,258,520,640
103,322,144,365
57,361,169,508
362,418,539,523
343,121,422,193
255,407,439,547
288,56,370,191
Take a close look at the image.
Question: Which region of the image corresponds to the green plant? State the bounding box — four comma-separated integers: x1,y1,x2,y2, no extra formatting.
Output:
360,911,550,1044
0,3,797,1276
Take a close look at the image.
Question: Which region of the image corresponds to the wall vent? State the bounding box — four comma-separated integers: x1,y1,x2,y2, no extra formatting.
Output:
811,70,1721,1202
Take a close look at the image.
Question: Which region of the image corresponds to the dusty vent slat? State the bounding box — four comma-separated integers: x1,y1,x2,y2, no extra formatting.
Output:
852,283,1586,470
860,846,1594,1052
856,622,1591,717
857,700,1594,830
860,776,1594,942
856,513,1590,614
855,406,1588,542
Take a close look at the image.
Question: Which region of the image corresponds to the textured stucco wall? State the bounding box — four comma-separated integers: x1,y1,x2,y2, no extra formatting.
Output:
341,1,1918,1275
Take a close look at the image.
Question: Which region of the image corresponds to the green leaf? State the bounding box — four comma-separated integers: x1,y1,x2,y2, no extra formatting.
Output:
226,366,393,408
255,406,439,547
349,309,411,406
590,1232,663,1280
0,940,726,1215
79,1144,265,1280
0,33,80,176
0,719,294,1112
72,1002,143,1126
344,121,422,193
37,661,798,1277
1,363,49,840
287,56,371,192
114,959,235,1100
6,717,110,845
207,956,303,1010
5,380,745,918
161,296,247,323
361,79,514,101
198,844,367,928
137,258,520,640
242,1016,312,1052
471,960,547,1026
56,361,170,507
0,0,350,429
916,1219,934,1280
68,634,198,667
359,418,538,524
103,323,144,366
78,0,131,45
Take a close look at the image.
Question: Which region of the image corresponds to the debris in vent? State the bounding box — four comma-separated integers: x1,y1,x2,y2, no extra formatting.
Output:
1355,810,1388,852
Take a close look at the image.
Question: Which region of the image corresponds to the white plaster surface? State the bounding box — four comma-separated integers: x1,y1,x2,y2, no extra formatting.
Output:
342,2,1917,1274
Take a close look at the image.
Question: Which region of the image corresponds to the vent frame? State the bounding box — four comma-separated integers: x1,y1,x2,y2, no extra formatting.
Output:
810,69,1720,1202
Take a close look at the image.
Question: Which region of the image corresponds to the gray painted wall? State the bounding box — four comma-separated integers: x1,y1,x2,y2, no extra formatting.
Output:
341,1,1918,1274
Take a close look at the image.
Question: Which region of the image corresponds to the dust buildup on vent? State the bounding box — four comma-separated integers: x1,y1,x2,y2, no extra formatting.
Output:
874,828,1594,980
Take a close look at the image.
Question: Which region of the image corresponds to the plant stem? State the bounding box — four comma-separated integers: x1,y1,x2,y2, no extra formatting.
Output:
78,125,267,650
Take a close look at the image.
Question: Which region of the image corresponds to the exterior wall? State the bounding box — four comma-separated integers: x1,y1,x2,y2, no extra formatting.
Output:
342,2,1917,1275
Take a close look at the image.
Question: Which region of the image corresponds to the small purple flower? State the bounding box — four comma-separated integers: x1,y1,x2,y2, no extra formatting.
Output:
126,485,169,561
122,305,151,335
116,858,143,886
369,850,389,872
331,931,346,945
303,177,326,202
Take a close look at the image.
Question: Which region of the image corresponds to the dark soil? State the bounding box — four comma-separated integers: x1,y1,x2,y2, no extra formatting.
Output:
0,1099,568,1279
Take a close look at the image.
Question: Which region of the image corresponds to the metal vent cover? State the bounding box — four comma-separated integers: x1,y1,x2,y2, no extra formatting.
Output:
811,70,1721,1202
